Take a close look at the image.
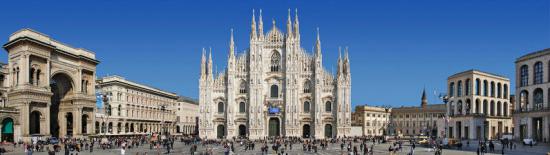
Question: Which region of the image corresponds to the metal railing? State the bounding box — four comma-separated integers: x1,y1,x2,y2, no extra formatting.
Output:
513,106,550,114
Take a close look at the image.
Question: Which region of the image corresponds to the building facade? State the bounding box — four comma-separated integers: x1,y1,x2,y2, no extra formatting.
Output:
352,105,391,136
391,90,446,137
95,75,179,136
515,48,550,142
2,29,99,142
446,70,512,140
176,97,198,135
199,10,352,139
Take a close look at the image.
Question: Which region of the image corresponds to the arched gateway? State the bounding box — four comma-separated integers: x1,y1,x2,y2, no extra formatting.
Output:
3,29,99,141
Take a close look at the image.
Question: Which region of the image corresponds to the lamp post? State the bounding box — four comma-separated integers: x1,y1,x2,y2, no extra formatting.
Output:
439,94,452,139
101,93,111,137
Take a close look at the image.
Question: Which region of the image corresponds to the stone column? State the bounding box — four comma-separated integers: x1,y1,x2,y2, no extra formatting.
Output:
59,112,66,137
527,117,533,139
21,103,30,137
74,108,82,136
543,116,549,143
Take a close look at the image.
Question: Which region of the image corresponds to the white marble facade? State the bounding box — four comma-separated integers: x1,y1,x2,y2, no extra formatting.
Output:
199,9,352,139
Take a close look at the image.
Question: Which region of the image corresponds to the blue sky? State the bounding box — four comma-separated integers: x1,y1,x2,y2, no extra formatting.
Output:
1,0,549,108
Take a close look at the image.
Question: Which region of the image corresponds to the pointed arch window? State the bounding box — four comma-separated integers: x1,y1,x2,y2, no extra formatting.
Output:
239,80,247,94
303,80,311,93
270,51,281,72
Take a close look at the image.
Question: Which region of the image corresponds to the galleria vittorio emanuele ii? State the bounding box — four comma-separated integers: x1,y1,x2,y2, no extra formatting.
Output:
198,9,352,140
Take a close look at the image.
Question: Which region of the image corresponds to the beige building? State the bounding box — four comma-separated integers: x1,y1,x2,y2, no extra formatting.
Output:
514,48,550,142
176,96,198,135
2,29,98,142
352,105,391,136
95,75,179,135
392,90,446,137
446,70,512,140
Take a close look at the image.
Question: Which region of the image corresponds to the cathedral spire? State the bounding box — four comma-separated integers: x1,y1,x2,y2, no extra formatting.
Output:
338,47,343,75
294,8,300,39
208,47,213,78
421,88,428,108
315,27,321,57
287,8,293,38
258,9,264,38
229,28,235,58
201,48,206,77
344,47,350,75
251,9,257,40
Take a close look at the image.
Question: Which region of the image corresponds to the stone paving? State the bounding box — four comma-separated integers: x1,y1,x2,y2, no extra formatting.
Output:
1,140,549,155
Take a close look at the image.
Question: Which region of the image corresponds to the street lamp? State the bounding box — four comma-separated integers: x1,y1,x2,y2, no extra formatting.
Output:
100,92,112,137
439,94,452,139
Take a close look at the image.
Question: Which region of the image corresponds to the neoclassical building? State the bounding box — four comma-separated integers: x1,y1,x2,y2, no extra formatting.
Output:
2,29,99,141
391,90,446,137
199,10,352,139
515,48,550,143
95,75,179,135
351,105,391,136
446,70,512,140
176,96,198,135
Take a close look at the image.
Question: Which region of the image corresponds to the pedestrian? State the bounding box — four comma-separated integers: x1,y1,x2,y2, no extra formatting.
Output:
120,147,125,155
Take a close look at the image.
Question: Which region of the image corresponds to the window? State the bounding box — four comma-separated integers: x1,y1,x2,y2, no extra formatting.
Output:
303,80,311,93
270,51,281,72
520,65,528,86
519,91,529,111
534,88,543,110
303,101,310,113
534,62,543,84
239,81,247,94
118,105,122,116
325,101,332,112
457,81,463,97
497,83,502,98
218,102,224,113
475,79,481,95
270,85,279,98
239,102,246,113
449,82,455,97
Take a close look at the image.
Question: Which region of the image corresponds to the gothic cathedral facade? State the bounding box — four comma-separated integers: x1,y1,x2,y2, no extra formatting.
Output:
199,10,351,139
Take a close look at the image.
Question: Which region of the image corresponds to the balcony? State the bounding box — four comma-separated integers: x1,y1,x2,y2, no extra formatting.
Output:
513,107,550,114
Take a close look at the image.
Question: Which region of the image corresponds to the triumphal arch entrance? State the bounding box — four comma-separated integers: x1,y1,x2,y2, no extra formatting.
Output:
3,29,99,141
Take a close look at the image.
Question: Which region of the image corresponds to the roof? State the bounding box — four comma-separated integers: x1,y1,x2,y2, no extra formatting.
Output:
448,69,509,80
516,48,550,63
177,96,198,105
97,75,179,99
4,28,97,61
